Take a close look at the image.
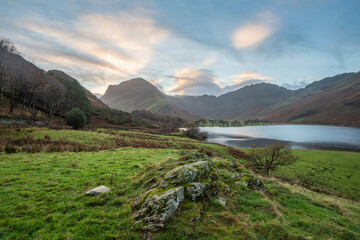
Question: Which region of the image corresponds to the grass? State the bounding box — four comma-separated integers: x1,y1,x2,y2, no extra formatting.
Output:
0,128,359,239
274,150,360,201
0,148,181,239
241,148,360,201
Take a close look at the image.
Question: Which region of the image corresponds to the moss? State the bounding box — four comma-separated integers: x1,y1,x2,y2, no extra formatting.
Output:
239,175,255,184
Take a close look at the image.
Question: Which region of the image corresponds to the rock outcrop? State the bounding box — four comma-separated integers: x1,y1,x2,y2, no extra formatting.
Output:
132,152,265,232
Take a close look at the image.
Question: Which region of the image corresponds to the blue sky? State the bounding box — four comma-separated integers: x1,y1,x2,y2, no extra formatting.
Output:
1,0,359,95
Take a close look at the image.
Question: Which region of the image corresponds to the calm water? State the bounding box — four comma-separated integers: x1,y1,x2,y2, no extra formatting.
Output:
200,125,360,152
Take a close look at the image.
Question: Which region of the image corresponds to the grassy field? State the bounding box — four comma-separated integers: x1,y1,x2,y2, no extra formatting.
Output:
241,148,360,201
274,150,360,201
0,128,359,239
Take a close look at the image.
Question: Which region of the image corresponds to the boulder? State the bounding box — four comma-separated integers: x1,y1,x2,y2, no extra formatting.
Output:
186,182,207,201
131,152,266,233
133,187,184,232
216,196,227,206
86,185,110,196
152,160,213,188
234,174,266,192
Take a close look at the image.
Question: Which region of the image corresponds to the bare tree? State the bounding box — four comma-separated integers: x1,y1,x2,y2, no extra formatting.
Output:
0,51,8,111
0,38,19,111
45,79,64,120
247,143,297,177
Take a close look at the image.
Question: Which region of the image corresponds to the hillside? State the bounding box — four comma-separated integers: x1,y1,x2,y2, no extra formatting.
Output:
102,72,360,125
266,72,360,125
48,70,108,109
1,127,359,239
0,43,138,127
100,78,199,119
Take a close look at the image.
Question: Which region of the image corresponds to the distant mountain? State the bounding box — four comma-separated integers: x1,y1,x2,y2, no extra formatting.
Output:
100,78,199,119
168,83,292,120
101,72,360,126
93,93,103,99
266,72,360,125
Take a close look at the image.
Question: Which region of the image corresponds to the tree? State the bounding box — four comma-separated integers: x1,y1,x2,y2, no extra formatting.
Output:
65,108,87,129
247,143,297,177
182,122,208,141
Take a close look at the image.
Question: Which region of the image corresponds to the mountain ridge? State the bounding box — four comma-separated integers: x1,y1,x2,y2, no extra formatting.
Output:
101,72,360,126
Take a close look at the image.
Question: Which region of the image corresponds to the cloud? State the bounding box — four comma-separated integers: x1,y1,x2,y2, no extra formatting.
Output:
148,78,165,93
232,12,278,49
201,53,217,67
282,78,310,90
230,71,272,89
231,71,272,83
168,68,223,95
6,9,169,93
168,69,273,96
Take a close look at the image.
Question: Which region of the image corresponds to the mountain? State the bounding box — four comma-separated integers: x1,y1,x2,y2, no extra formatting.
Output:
100,78,199,119
266,72,360,125
93,93,103,99
168,83,293,120
0,44,135,126
101,72,360,126
47,70,108,109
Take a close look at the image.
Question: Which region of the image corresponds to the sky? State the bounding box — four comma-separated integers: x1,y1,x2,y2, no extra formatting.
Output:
1,0,360,96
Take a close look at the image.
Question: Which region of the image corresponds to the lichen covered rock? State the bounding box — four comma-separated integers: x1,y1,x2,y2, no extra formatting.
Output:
133,187,185,232
186,182,207,200
132,152,265,233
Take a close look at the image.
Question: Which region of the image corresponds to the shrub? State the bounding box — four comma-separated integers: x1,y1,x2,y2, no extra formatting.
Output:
182,122,208,141
5,144,20,154
65,108,87,130
248,143,297,177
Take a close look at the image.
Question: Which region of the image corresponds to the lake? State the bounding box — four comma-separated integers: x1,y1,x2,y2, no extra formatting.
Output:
200,125,360,152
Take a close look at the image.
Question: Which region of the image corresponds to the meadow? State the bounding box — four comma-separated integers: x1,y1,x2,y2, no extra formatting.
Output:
0,128,359,239
240,148,360,201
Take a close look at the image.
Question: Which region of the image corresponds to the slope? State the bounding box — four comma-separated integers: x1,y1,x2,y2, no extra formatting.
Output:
267,72,360,125
100,78,199,119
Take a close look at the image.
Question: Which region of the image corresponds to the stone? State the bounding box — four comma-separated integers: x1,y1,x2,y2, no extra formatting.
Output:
216,196,227,206
248,177,266,192
133,187,184,232
156,160,213,187
86,185,110,196
186,182,207,201
235,181,248,187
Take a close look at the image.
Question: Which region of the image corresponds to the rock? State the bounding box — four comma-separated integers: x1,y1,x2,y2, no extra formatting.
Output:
216,196,227,206
181,152,210,162
153,160,213,188
235,181,248,187
186,182,207,201
248,177,266,192
132,152,266,233
235,174,266,192
86,185,110,196
133,187,184,232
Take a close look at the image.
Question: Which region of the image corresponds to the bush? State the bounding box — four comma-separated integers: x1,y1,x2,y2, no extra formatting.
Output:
248,143,297,177
182,122,208,141
65,108,87,130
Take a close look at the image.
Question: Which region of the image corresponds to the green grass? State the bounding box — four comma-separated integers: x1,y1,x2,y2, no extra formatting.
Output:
0,128,359,239
274,150,360,201
0,148,181,239
241,148,360,201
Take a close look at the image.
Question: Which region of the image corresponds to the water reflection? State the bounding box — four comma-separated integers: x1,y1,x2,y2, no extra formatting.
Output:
200,125,360,152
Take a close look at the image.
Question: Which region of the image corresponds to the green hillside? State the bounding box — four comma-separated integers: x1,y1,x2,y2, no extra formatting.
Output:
1,128,359,239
